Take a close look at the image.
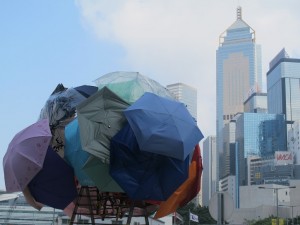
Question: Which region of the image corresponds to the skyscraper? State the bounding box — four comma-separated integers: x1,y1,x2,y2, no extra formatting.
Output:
267,48,300,135
202,135,217,207
216,6,263,180
166,83,197,120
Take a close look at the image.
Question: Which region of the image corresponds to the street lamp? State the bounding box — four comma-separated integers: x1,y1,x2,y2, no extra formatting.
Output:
279,205,300,225
258,186,296,225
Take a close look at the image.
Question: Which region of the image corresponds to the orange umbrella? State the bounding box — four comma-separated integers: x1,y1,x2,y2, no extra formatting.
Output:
154,144,203,219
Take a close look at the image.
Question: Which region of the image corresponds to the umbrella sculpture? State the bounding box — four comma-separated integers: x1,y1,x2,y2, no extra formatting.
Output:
76,86,130,163
3,119,52,192
28,145,78,210
94,71,174,104
110,123,189,201
64,118,95,186
154,144,203,219
82,156,123,192
124,92,204,161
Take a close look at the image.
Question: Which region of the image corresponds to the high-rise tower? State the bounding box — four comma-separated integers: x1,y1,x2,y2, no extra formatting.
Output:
216,6,263,180
267,48,300,134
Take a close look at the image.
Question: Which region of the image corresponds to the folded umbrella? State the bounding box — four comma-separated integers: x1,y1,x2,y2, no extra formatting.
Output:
94,71,174,104
3,119,52,192
110,123,189,201
28,146,78,210
124,92,204,161
77,86,130,163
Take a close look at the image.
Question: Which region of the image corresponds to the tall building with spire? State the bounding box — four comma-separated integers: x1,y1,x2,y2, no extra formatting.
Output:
216,6,263,181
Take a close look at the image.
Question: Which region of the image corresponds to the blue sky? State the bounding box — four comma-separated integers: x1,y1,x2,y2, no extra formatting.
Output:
1,0,300,190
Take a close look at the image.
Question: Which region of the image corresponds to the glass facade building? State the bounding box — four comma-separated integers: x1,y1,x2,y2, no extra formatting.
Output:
235,113,286,185
216,6,262,180
202,135,217,207
267,48,300,135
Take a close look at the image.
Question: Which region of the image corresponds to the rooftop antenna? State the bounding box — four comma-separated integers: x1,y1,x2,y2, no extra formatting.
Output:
237,6,242,20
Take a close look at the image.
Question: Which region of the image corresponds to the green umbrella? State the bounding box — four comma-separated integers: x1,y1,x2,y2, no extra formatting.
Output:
82,156,123,192
76,87,130,164
94,71,174,104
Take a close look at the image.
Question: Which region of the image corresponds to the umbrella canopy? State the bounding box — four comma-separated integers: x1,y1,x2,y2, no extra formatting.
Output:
64,118,95,186
124,92,204,161
3,119,52,192
82,156,123,192
74,85,98,98
28,146,78,210
110,123,189,201
39,85,87,127
77,86,130,163
94,71,174,104
154,144,203,219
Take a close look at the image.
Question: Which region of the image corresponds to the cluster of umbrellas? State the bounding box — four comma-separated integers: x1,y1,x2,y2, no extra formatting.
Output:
3,71,204,221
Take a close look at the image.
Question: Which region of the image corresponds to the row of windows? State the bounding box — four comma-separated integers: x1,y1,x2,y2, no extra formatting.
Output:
223,114,235,120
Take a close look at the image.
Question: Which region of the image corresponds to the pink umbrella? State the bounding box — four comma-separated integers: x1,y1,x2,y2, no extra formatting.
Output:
3,119,52,192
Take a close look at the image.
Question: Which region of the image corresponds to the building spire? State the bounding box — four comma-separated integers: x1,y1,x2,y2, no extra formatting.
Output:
237,6,242,20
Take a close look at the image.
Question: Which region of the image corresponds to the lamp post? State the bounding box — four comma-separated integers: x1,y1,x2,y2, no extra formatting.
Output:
258,186,296,225
279,205,300,225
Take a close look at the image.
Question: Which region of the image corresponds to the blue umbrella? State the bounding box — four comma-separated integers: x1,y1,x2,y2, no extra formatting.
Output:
124,92,204,161
74,85,98,98
28,146,78,210
109,123,189,201
64,118,95,186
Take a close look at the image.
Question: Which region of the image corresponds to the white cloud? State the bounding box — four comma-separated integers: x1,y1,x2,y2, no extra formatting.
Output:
75,0,300,138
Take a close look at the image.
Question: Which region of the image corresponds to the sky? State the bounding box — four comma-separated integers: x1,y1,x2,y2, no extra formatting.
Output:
1,0,300,190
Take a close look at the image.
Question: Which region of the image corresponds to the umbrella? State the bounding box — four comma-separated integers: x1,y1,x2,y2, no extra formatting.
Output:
94,71,174,104
3,119,52,192
82,156,123,192
38,85,87,127
64,118,95,186
124,92,204,161
154,144,203,219
28,146,78,210
74,85,98,98
76,86,130,163
110,123,189,201
22,186,44,210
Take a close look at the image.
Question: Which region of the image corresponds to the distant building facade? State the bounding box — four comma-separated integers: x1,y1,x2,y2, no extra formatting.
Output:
202,136,217,207
244,92,268,113
235,113,286,186
166,83,197,120
267,48,300,136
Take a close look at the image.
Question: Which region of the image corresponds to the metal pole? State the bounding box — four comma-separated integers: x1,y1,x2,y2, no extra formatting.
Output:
276,189,279,225
292,206,294,225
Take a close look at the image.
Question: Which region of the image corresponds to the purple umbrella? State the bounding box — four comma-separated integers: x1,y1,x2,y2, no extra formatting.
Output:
28,146,78,210
3,119,52,192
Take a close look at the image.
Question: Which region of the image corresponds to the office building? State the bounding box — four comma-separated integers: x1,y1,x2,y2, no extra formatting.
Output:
216,6,263,180
235,113,286,186
267,48,300,135
166,83,197,120
202,136,217,207
288,120,300,164
244,92,268,113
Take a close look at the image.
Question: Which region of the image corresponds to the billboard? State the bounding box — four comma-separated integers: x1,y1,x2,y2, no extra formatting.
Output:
274,151,293,165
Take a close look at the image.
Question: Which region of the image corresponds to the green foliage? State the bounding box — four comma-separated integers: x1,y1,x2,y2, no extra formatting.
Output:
176,202,217,225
